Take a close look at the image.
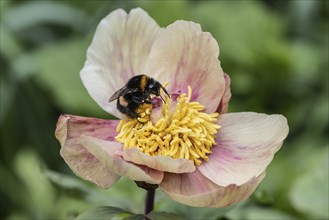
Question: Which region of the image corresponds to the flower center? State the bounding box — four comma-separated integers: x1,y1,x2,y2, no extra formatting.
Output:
115,86,220,165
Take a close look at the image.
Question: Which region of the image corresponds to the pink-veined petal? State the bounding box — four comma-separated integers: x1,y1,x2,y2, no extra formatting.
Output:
55,114,120,189
146,20,225,113
160,169,265,208
80,136,164,184
198,112,289,186
123,147,195,173
80,8,161,118
217,73,232,114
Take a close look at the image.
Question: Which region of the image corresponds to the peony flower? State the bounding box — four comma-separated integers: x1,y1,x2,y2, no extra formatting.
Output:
55,8,289,208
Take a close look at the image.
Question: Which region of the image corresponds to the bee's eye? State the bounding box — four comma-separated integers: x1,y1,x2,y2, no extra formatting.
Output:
148,80,156,89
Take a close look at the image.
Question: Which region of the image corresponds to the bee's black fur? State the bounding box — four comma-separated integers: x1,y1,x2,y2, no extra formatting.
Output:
109,74,170,118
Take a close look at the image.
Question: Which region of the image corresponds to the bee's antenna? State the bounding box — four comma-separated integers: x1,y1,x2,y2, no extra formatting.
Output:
161,85,170,98
159,94,165,102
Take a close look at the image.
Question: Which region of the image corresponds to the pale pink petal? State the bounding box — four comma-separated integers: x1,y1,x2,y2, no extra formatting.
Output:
80,136,164,184
80,8,161,118
217,73,232,114
123,147,195,173
198,112,289,186
55,114,120,189
160,170,265,208
146,20,225,113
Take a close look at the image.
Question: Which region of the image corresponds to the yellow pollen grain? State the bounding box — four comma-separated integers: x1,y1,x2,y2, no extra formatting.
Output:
115,85,220,166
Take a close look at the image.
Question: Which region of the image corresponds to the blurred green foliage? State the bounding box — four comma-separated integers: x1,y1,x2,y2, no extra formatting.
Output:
0,0,328,219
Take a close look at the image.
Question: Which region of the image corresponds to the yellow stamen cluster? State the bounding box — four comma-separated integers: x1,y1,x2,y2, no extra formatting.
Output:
115,86,220,165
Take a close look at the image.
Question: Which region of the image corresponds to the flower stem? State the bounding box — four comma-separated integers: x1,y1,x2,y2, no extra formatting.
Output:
144,188,156,215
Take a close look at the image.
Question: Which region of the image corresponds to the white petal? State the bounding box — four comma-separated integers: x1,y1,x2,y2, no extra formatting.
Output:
55,115,120,189
146,20,225,113
80,136,164,184
80,8,161,117
198,112,289,186
160,170,265,208
217,73,232,114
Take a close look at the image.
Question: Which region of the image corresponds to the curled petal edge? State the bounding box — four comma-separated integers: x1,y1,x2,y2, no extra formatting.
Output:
55,115,120,189
198,112,288,187
123,147,196,174
217,73,232,114
160,170,266,208
79,136,164,185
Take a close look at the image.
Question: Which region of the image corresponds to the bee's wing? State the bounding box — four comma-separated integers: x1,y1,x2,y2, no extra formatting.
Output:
109,86,127,102
109,86,140,102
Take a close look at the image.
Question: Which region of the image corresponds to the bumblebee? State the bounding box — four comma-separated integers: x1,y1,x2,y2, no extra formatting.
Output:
109,74,170,118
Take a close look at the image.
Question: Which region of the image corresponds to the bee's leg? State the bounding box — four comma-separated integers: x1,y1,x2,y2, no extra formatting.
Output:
127,102,140,118
128,111,139,118
159,95,165,102
131,96,152,105
117,101,131,116
129,110,139,118
161,85,170,98
132,96,144,103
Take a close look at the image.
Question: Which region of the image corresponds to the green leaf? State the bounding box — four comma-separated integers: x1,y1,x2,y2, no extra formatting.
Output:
75,206,132,220
0,163,26,207
0,74,14,125
123,214,145,220
2,1,88,33
45,172,145,214
139,0,192,27
0,24,22,60
12,149,56,218
0,0,10,16
32,37,110,117
155,190,232,219
43,169,95,200
252,188,275,205
226,205,296,220
289,147,329,219
195,1,283,67
146,211,186,220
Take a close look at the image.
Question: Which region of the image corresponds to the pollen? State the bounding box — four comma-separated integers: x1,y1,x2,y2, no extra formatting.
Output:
115,86,220,165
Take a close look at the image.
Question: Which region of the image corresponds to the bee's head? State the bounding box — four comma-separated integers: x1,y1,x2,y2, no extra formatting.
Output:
148,79,161,96
148,78,170,102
